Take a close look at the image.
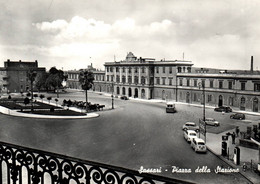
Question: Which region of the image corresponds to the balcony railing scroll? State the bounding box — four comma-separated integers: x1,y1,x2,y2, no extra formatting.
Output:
0,141,194,184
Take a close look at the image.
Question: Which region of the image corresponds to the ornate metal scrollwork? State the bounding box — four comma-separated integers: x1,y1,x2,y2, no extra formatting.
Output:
0,141,191,184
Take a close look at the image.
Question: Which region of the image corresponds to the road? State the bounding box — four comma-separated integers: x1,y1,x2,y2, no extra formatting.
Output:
0,90,257,184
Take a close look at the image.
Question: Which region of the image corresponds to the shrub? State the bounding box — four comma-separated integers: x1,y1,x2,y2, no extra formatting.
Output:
39,94,45,102
24,97,30,106
47,97,52,103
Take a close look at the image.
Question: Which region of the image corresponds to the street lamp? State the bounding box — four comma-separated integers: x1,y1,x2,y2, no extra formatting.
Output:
199,81,206,143
198,82,206,121
111,82,114,109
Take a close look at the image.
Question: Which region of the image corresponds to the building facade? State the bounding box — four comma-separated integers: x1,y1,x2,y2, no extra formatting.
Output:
1,59,46,93
177,72,260,112
65,63,101,90
104,52,193,100
65,53,260,112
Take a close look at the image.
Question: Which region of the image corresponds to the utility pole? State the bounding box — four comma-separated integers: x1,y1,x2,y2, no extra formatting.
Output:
111,82,114,109
199,82,206,143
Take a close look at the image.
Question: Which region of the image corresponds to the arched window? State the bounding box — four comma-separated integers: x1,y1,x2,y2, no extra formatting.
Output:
141,89,145,99
117,87,120,95
240,97,245,110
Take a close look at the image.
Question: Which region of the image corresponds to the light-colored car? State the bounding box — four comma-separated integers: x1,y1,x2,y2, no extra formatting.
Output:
166,102,176,113
205,118,220,126
183,129,198,143
191,137,207,153
182,122,200,132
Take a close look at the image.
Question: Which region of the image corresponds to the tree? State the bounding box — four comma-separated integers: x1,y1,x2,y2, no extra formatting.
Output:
45,67,65,97
47,96,52,104
24,97,30,106
35,72,48,92
39,94,45,102
55,98,59,106
79,70,94,111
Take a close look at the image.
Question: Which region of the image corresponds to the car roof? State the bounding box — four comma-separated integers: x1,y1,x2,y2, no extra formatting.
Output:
194,137,205,143
186,122,196,125
187,130,196,133
206,118,214,120
235,113,244,115
167,102,174,105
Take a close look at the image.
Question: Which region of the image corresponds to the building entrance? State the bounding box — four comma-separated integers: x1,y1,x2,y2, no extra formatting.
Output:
218,95,223,107
186,92,190,103
253,98,258,112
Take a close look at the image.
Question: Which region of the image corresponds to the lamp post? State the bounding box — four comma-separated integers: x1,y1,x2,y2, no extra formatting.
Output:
111,82,114,109
199,82,206,142
199,82,206,121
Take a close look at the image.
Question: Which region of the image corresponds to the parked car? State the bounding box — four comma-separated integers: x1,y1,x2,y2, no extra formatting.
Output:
120,96,129,100
205,118,220,126
166,102,176,113
183,129,198,143
182,122,200,132
230,113,245,120
191,137,207,153
214,106,232,113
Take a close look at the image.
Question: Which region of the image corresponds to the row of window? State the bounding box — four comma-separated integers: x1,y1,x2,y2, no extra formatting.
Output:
107,66,146,73
179,78,260,91
106,75,146,84
106,66,192,74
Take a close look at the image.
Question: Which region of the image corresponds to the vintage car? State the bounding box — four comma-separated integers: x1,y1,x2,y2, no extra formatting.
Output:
166,102,176,113
191,137,207,153
214,106,232,113
182,122,200,132
230,113,245,120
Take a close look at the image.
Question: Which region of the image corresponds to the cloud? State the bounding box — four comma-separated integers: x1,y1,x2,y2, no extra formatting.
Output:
2,0,260,71
34,19,68,33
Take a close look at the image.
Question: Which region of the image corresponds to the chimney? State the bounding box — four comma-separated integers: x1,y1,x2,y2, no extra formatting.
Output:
251,56,253,72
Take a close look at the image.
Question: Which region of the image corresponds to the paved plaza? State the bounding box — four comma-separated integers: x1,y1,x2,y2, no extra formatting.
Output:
0,90,259,183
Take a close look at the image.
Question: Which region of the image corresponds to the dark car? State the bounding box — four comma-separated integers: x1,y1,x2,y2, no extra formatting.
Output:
230,113,245,120
120,96,129,100
214,106,232,113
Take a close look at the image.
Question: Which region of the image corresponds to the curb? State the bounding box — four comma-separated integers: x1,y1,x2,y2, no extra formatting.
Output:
0,102,100,119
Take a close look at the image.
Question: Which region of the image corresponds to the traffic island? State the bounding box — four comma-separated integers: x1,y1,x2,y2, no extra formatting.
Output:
0,97,99,119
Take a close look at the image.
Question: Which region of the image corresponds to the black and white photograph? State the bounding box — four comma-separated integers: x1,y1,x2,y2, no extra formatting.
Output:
0,0,260,183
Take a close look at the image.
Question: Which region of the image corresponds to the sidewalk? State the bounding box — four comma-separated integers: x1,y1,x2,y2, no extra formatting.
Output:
207,131,260,184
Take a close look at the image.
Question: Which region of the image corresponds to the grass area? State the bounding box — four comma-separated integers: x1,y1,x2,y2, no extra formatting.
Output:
0,98,86,116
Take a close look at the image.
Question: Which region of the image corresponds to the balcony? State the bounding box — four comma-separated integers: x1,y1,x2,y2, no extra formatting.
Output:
0,141,192,184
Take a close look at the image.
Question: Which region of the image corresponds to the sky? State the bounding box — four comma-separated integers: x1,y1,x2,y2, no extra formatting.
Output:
0,0,260,71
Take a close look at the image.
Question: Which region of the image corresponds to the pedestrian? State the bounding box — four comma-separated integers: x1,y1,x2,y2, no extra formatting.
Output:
236,126,240,137
232,132,236,144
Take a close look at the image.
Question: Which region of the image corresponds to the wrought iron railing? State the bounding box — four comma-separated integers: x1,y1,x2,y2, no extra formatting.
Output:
0,141,194,184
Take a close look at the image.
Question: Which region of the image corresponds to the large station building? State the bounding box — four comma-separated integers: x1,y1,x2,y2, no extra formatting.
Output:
67,52,260,113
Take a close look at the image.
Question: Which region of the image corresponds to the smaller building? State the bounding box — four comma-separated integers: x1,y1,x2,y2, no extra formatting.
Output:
1,59,46,93
65,63,104,90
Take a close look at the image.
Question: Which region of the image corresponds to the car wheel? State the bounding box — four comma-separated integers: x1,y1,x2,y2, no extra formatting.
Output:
196,129,199,133
214,124,218,126
183,128,187,131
